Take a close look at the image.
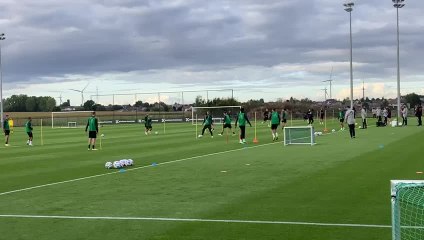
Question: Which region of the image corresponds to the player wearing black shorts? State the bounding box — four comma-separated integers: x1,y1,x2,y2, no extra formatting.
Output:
235,108,252,144
281,108,288,129
319,108,325,125
263,108,269,124
25,117,34,146
270,109,280,141
85,112,99,150
219,111,235,136
199,111,213,138
144,114,153,135
338,108,345,131
3,114,10,146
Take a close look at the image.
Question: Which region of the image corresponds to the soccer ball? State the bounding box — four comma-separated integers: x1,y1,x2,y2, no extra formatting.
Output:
119,159,127,167
105,162,113,169
155,131,158,135
113,161,122,169
101,134,105,137
332,129,336,132
198,135,203,138
355,123,358,126
127,159,134,166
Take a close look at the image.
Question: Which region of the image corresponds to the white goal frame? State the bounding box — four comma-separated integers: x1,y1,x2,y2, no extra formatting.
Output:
191,106,241,125
67,122,77,128
283,126,315,146
51,111,93,128
391,180,424,240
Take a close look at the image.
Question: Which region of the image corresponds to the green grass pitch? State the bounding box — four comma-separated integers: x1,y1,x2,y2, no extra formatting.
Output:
0,119,423,240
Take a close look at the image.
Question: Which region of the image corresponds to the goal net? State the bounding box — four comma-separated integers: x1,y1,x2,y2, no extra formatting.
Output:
391,180,424,240
284,126,315,146
191,106,241,125
51,111,93,128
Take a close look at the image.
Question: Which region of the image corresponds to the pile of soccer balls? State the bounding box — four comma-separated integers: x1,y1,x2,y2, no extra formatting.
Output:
105,159,134,169
314,131,323,136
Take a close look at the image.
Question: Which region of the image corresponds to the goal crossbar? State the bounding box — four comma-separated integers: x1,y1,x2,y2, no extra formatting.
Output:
51,111,93,128
191,106,241,125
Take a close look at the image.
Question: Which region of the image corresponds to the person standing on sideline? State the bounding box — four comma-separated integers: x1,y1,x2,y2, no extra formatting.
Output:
281,108,288,129
85,111,99,150
387,107,392,124
361,107,367,129
270,108,280,141
235,107,252,144
3,114,11,146
376,107,382,125
25,117,34,146
338,108,345,131
416,104,423,126
383,107,388,126
319,108,325,125
345,107,356,138
198,111,214,138
401,105,408,126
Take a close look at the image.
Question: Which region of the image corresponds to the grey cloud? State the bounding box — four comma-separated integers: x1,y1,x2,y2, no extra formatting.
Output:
0,0,422,91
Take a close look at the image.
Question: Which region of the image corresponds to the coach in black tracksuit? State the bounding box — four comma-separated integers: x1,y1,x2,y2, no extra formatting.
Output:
416,104,423,126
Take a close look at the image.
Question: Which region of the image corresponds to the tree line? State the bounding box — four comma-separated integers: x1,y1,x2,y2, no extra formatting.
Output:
3,95,58,112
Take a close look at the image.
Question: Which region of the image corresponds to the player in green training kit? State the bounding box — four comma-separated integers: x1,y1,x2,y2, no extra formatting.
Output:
25,117,34,146
235,108,252,144
144,114,153,135
85,111,99,150
338,108,345,131
3,114,10,146
199,111,214,138
270,108,280,141
218,111,235,136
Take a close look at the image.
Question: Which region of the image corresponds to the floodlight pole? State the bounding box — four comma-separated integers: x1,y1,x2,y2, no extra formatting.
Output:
344,2,354,109
0,33,5,129
393,0,405,126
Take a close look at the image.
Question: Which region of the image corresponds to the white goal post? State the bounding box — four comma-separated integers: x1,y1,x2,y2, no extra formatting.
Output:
391,180,424,240
51,111,93,128
284,126,315,146
191,106,242,125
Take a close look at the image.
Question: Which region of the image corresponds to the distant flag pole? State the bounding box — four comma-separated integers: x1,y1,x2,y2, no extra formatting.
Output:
195,114,198,139
253,112,259,143
291,111,293,126
163,115,166,134
324,110,328,133
40,119,44,146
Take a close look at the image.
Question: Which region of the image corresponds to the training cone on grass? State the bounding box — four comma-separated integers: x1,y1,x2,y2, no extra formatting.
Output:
253,138,259,143
323,128,329,133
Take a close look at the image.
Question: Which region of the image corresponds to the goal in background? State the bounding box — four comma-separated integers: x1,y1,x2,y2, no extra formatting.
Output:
51,111,93,128
284,126,315,146
191,106,241,125
391,180,424,240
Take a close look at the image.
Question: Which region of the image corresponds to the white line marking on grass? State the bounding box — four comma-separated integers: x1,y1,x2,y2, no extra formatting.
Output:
0,142,279,197
0,214,391,228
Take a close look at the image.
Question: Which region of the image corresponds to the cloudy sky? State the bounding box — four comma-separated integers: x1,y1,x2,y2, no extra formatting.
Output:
0,0,423,105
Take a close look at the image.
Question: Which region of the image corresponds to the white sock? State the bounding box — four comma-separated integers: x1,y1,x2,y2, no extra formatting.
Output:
276,132,278,138
272,133,275,138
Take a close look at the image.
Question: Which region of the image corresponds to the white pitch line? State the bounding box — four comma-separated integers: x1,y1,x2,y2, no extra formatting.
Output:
0,142,279,197
0,214,391,229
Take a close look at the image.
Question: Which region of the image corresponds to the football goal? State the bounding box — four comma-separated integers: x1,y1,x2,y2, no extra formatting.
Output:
391,180,424,240
191,106,241,125
284,126,315,146
51,111,93,128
